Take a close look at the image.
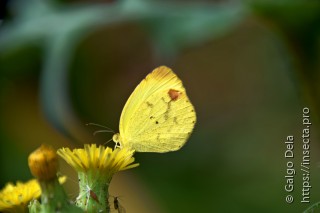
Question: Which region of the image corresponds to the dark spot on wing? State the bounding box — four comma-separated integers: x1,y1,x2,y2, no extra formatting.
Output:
150,116,155,119
164,101,171,120
146,101,153,108
156,121,159,124
173,117,178,124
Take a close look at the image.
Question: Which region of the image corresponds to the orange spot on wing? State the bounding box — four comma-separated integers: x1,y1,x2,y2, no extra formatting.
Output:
168,89,181,101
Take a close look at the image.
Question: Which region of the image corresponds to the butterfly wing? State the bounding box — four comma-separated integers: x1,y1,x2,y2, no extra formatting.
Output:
118,66,196,152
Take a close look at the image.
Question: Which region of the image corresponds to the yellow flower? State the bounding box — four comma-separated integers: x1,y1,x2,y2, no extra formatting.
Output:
57,144,139,212
0,179,41,213
57,144,139,177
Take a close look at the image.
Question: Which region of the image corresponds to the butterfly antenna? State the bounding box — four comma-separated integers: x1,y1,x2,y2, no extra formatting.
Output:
103,138,114,146
93,129,114,136
86,123,115,133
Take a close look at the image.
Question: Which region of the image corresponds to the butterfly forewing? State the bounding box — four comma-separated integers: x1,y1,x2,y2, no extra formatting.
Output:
117,66,196,152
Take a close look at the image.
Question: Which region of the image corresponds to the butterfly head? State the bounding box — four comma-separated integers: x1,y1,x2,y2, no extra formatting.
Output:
112,133,122,149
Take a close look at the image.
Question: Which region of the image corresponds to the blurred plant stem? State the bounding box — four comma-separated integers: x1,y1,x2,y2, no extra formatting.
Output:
286,35,320,124
37,179,80,213
251,0,320,124
0,0,245,143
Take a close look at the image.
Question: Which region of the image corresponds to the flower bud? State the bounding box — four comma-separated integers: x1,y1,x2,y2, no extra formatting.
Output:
28,144,58,180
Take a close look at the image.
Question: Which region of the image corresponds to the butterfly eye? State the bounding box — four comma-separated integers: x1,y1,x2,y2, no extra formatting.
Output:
112,134,120,143
168,89,181,101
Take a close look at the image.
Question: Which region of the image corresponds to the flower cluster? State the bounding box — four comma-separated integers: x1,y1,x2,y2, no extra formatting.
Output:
0,144,139,213
0,179,41,213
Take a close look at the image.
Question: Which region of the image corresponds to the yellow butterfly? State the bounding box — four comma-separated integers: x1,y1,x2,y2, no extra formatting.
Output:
112,66,196,153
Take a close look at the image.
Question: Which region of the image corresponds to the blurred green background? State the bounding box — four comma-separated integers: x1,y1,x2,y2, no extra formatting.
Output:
1,0,320,212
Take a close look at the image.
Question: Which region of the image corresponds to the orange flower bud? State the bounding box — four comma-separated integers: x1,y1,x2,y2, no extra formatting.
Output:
28,144,58,180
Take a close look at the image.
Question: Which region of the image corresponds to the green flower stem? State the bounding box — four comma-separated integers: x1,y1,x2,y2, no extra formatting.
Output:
29,199,41,213
77,172,111,213
39,178,82,213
